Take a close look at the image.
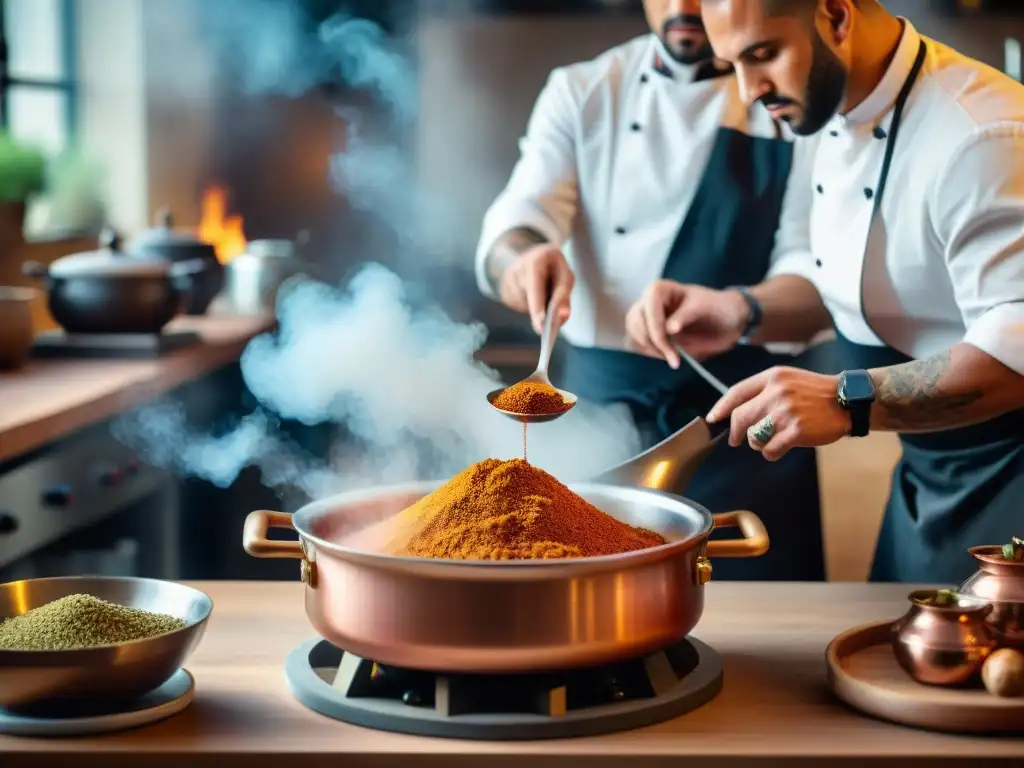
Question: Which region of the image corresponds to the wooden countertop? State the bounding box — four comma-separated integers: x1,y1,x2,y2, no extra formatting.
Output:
2,581,1017,767
0,314,274,464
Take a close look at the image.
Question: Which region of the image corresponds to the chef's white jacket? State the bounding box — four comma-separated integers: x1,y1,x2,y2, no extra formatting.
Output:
475,34,818,352
810,19,1024,376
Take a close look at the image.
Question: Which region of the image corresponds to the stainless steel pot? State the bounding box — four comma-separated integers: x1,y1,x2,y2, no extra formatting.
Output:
223,236,311,316
130,207,224,316
22,228,205,334
243,481,767,674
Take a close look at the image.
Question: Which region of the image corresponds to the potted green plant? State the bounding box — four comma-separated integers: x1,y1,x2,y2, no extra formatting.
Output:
0,131,47,237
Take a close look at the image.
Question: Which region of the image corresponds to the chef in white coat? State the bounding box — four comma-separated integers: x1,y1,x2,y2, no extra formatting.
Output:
629,0,1024,583
475,0,834,580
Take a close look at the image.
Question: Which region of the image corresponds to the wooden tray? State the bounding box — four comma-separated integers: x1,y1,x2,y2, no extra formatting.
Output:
826,620,1024,734
823,618,1024,733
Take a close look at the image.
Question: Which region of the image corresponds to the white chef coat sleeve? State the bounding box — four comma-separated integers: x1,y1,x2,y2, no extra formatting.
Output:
474,68,580,299
764,134,817,281
932,125,1024,376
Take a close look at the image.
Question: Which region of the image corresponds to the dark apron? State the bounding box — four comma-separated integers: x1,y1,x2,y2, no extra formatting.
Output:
562,126,826,581
835,37,1024,585
835,334,1024,585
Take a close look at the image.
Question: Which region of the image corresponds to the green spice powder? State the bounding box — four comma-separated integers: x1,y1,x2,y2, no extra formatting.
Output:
0,594,187,651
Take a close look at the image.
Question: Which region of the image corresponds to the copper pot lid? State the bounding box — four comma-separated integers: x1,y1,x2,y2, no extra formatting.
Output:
48,227,175,278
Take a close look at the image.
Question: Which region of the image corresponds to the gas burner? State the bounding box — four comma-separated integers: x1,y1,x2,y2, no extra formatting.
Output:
31,330,201,360
285,637,722,740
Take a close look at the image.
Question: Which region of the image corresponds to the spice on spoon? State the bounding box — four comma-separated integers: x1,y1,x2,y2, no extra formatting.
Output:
0,594,187,651
492,380,572,416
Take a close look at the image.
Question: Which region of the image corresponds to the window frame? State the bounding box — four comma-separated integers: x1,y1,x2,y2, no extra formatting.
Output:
0,0,77,142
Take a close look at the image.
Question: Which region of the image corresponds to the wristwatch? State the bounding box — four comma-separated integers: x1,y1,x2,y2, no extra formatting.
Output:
730,286,763,345
837,369,875,438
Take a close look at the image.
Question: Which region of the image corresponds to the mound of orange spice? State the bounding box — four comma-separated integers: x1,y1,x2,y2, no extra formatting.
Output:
354,458,666,560
492,381,571,416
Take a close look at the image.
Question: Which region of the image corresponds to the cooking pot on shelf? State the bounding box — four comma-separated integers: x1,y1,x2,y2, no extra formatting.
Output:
22,227,206,335
130,206,224,316
243,417,769,675
223,233,312,316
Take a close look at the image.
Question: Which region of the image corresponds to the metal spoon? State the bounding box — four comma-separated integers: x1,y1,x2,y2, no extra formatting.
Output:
589,347,731,494
487,296,578,423
591,414,729,495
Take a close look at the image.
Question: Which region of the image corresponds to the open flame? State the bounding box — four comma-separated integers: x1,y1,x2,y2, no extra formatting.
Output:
198,186,247,264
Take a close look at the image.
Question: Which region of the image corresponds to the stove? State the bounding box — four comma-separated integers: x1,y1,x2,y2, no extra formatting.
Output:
30,330,202,360
285,636,723,740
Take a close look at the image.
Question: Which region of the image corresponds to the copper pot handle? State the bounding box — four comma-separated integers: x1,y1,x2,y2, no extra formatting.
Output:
242,510,305,559
705,510,770,558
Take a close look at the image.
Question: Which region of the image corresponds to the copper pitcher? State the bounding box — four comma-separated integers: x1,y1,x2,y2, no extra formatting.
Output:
959,545,1024,650
892,589,997,687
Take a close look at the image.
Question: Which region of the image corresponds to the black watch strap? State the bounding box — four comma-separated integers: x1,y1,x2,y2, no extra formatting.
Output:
730,286,763,345
847,401,871,438
838,369,874,438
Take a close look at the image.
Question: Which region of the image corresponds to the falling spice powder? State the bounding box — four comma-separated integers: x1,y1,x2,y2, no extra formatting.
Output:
492,381,571,416
348,458,667,560
0,594,187,651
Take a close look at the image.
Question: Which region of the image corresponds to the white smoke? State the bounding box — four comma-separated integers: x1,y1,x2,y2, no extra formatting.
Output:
116,266,641,499
114,0,644,508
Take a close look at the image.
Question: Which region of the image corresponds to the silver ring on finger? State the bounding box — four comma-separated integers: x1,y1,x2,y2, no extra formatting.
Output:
747,415,775,451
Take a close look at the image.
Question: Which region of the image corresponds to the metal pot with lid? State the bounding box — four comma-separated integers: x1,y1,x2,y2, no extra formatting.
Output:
22,227,206,334
130,206,224,315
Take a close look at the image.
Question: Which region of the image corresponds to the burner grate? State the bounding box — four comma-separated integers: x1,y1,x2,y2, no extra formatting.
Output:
285,637,723,740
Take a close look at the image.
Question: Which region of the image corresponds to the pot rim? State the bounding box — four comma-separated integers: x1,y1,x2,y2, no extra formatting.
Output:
133,229,218,250
907,588,992,614
969,544,1024,572
290,479,715,574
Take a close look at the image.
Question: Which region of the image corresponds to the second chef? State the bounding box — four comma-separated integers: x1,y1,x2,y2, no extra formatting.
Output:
474,0,833,580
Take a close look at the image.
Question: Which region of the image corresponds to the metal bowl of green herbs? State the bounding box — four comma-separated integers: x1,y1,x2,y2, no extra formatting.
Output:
0,576,212,710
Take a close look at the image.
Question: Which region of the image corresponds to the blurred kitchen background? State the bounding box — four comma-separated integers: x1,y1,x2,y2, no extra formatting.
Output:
1,0,1021,585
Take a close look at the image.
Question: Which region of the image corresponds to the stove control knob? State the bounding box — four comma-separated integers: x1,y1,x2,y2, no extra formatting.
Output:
100,468,123,487
0,513,18,535
42,484,74,507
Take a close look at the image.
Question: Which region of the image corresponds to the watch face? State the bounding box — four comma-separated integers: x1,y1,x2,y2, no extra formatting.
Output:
841,372,875,402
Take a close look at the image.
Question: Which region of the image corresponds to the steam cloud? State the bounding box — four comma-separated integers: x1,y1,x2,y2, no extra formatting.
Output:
116,266,641,505
115,0,642,511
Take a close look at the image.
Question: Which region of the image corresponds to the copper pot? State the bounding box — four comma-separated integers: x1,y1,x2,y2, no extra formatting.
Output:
959,545,1024,650
242,481,768,674
892,589,997,687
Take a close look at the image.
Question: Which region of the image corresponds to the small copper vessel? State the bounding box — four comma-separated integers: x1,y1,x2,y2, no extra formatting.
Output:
959,545,1024,651
892,589,997,687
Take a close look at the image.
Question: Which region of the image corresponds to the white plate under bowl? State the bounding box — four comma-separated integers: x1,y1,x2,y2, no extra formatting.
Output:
0,668,194,737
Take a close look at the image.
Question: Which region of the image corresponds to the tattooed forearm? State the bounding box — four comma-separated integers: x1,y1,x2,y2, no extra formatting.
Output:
486,227,548,291
869,348,987,432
